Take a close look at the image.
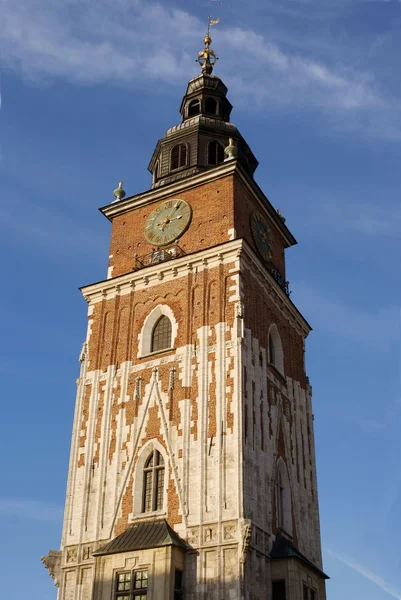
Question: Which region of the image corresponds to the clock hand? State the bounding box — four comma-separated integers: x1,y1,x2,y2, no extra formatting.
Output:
158,215,182,229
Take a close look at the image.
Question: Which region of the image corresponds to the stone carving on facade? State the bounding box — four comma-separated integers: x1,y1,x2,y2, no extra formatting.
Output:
41,550,62,588
82,545,92,561
204,525,217,543
223,523,237,541
240,520,252,563
79,342,87,363
187,528,199,546
66,546,78,564
134,376,142,400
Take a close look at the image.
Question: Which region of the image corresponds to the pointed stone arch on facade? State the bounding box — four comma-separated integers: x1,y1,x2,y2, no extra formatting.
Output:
138,304,178,357
275,457,292,536
132,439,169,517
268,323,285,376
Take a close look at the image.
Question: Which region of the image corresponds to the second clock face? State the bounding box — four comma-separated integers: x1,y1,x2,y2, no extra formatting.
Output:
144,199,192,246
250,210,272,263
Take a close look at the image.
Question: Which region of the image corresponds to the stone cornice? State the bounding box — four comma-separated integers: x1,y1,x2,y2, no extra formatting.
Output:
80,236,310,336
99,161,297,250
80,238,243,304
99,160,238,221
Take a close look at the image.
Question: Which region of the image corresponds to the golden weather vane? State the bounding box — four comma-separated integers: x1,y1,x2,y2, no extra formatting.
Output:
197,15,220,74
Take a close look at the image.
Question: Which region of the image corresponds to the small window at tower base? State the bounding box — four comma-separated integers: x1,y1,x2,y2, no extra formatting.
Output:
272,580,286,600
174,570,183,600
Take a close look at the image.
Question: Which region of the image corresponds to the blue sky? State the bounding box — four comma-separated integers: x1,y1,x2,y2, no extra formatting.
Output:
1,0,401,598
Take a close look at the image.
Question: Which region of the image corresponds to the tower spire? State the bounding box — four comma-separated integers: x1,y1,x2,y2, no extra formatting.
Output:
196,15,220,74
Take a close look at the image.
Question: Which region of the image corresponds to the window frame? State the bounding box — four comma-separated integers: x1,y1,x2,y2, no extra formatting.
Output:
272,579,286,600
151,315,172,353
174,570,184,600
275,459,293,535
115,570,148,600
142,450,165,514
138,304,177,359
207,140,225,166
267,324,285,376
205,97,218,116
171,143,188,171
188,99,201,117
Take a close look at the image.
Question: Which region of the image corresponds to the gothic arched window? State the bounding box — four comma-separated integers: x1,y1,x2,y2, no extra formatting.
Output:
171,144,187,170
143,450,165,513
276,468,285,528
207,141,225,166
151,316,172,353
188,99,201,117
205,97,217,115
268,324,284,376
275,460,292,534
269,333,276,367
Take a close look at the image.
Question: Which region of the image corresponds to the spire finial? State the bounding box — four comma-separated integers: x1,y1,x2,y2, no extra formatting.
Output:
196,16,220,75
112,181,126,203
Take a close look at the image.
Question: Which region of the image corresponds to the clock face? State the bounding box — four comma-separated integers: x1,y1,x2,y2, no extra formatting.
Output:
250,210,272,263
144,199,192,246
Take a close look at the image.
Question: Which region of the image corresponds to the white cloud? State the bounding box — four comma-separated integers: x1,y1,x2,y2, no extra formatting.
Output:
0,498,63,522
328,549,401,599
293,282,400,351
1,0,398,138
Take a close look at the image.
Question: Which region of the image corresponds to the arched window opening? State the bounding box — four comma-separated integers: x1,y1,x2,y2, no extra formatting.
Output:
207,141,225,166
269,333,276,366
143,450,165,513
276,469,285,528
154,160,160,182
171,144,187,170
188,99,201,117
275,460,292,534
151,316,172,353
205,97,217,115
268,324,284,376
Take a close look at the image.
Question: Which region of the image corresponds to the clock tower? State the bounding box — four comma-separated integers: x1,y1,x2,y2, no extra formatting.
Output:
42,28,328,600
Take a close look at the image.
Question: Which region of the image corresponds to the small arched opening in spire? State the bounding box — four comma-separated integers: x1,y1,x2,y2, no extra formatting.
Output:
171,144,188,171
188,99,201,117
207,141,225,166
205,97,218,116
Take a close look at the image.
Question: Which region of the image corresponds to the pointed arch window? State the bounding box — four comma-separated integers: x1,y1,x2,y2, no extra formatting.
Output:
276,468,285,528
205,97,217,115
207,140,225,166
151,316,172,353
143,450,165,513
188,99,201,117
269,333,276,367
171,144,188,170
275,460,292,534
268,324,284,376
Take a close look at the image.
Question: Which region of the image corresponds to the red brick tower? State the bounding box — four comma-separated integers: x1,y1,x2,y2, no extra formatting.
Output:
43,28,328,600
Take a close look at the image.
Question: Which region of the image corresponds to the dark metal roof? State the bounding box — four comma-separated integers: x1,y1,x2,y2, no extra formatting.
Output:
93,520,187,557
270,534,329,580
